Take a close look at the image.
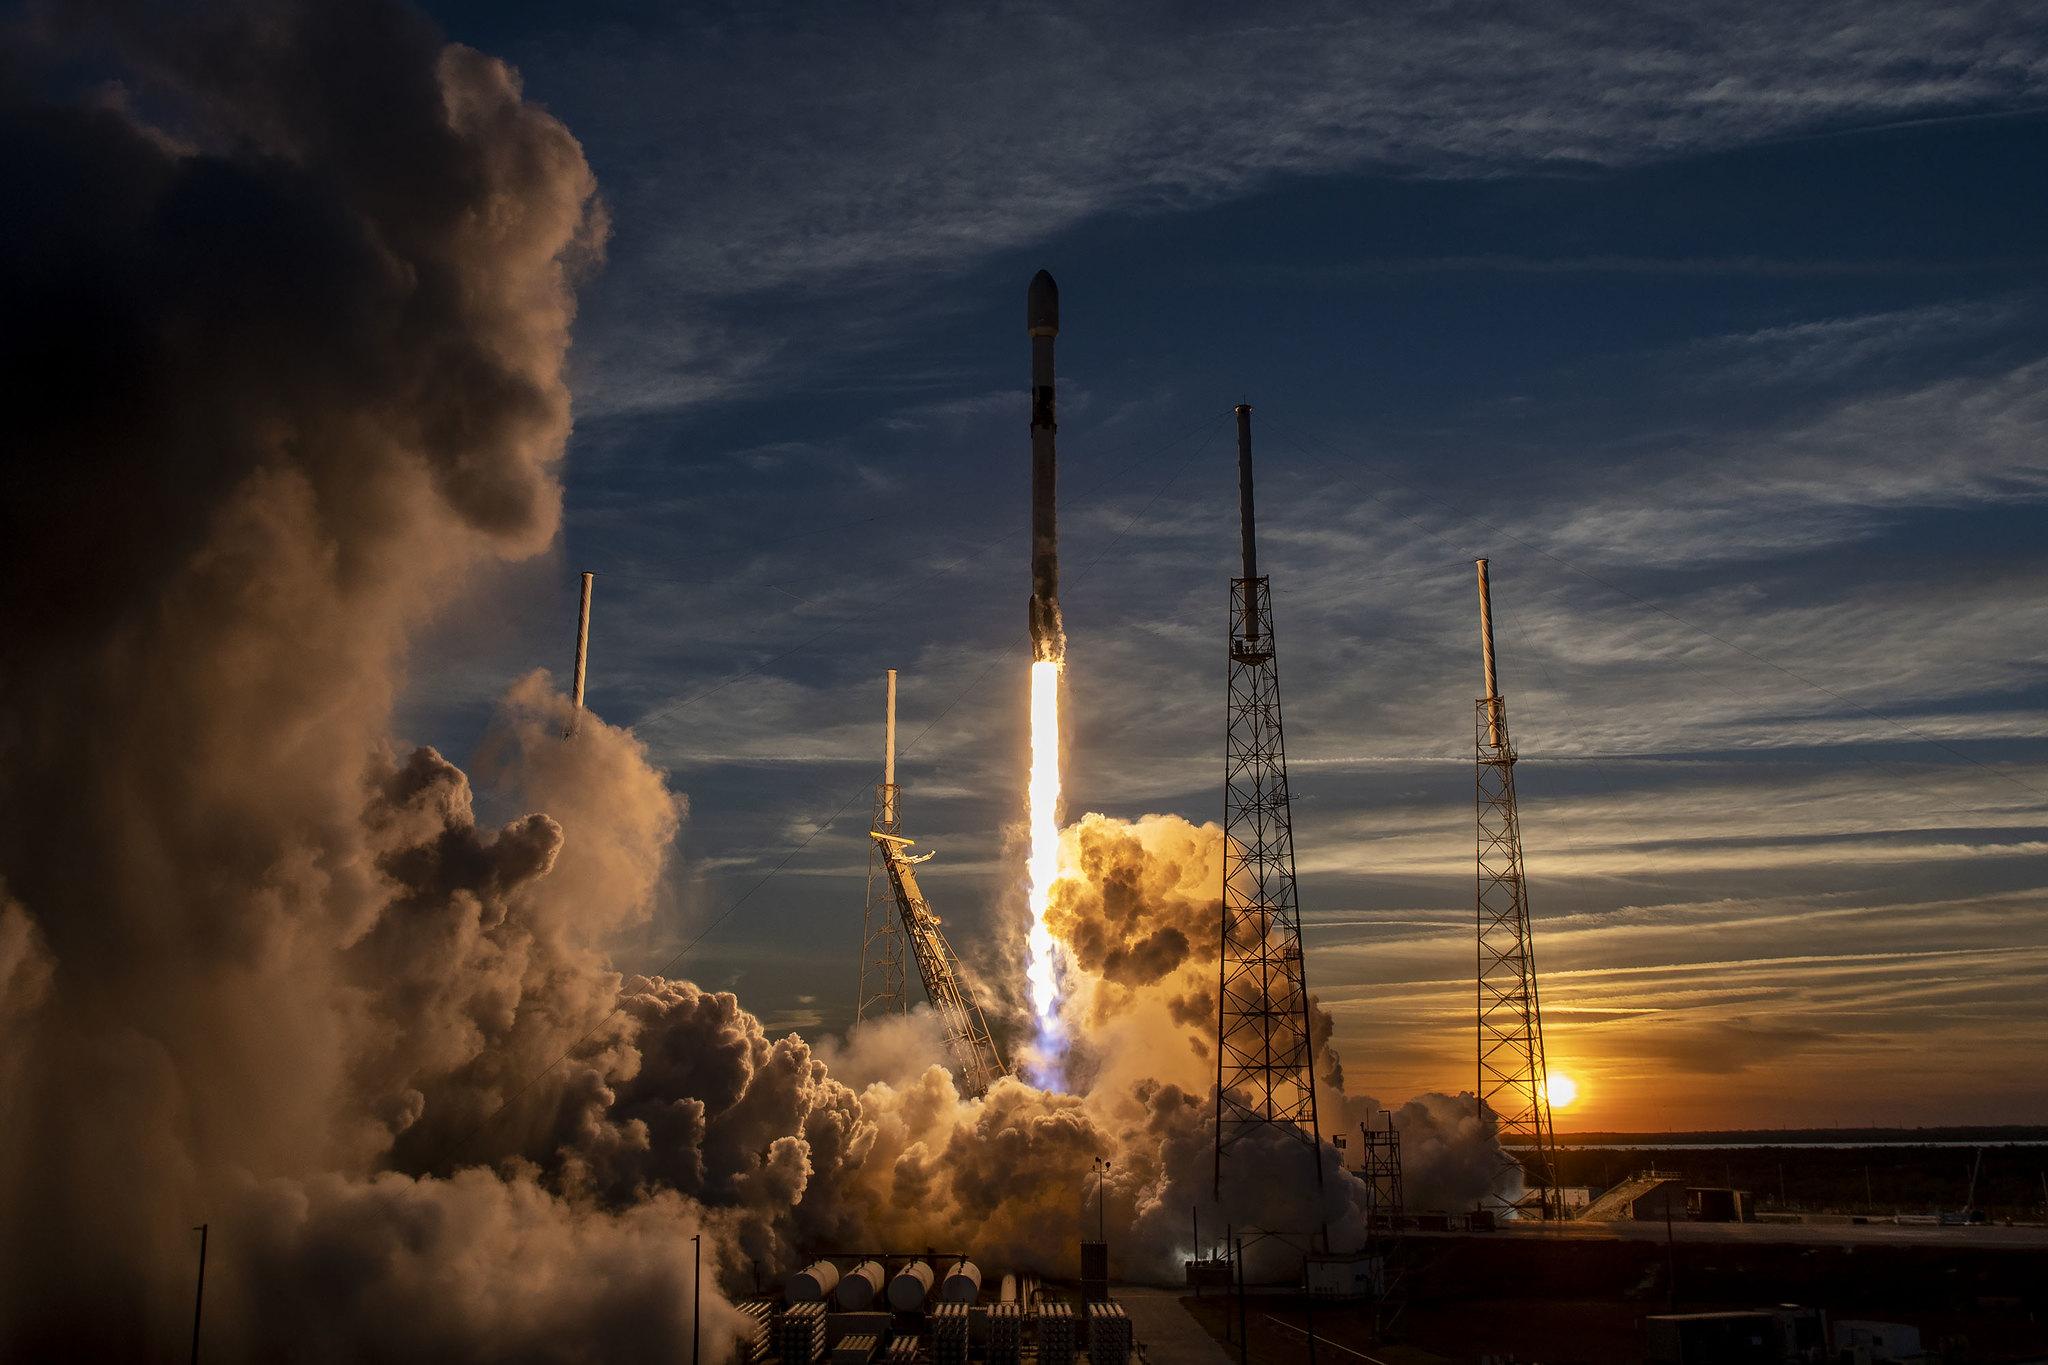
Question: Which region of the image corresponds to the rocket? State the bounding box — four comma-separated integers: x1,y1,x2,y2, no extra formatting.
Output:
1027,269,1063,661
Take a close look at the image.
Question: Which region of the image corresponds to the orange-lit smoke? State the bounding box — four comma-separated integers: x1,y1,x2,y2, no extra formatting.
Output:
1023,659,1066,1083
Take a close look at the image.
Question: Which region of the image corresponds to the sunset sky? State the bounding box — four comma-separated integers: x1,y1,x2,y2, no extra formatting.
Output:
407,3,2048,1131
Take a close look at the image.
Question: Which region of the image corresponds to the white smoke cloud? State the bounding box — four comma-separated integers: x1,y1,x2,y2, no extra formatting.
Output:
0,5,1517,1358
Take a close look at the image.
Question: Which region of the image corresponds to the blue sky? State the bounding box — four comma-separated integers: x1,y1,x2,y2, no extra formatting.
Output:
405,1,2048,1128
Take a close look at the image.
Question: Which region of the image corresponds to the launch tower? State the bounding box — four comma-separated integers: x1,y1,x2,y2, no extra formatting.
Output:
1472,559,1563,1219
871,832,1009,1098
857,671,907,1020
1214,404,1325,1202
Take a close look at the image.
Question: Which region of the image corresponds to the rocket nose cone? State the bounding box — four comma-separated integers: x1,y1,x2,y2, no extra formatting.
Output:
1027,269,1059,335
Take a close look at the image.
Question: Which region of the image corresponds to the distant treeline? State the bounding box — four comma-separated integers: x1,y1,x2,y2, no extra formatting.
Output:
1553,1143,2048,1219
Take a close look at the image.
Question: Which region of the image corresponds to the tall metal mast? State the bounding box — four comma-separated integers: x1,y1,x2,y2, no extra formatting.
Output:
857,670,907,1020
1473,559,1563,1219
1214,403,1325,1204
564,570,594,738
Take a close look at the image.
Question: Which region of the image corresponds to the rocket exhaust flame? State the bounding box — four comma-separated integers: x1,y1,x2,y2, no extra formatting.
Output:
1023,269,1068,1084
1025,658,1065,1081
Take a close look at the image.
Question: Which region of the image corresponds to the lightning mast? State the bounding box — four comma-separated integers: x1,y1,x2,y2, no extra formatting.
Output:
857,670,908,1021
871,832,1009,1098
1214,403,1325,1203
1472,558,1563,1219
564,570,594,738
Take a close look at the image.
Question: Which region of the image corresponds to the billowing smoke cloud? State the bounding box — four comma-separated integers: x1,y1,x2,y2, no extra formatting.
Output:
0,0,747,1357
0,4,1512,1357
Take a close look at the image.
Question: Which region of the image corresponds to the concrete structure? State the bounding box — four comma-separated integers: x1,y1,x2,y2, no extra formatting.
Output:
1834,1319,1924,1361
1580,1172,1686,1222
1646,1311,1776,1364
1688,1185,1756,1222
1079,1240,1108,1302
1306,1250,1386,1299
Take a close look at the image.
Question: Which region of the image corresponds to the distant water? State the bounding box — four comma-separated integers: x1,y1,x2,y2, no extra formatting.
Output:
1523,1140,2048,1151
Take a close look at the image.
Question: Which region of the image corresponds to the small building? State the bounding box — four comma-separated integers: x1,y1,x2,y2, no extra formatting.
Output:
1305,1251,1385,1300
1511,1186,1591,1216
1687,1186,1756,1223
1646,1311,1776,1364
1834,1320,1924,1362
1079,1240,1108,1302
1580,1172,1686,1222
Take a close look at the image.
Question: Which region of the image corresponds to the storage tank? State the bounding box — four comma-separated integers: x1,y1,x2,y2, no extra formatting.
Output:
940,1259,982,1304
785,1260,840,1304
835,1259,886,1310
886,1259,935,1311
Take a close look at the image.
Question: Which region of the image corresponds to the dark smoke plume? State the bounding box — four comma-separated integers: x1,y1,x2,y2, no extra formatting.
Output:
0,2,713,1358
0,5,1515,1357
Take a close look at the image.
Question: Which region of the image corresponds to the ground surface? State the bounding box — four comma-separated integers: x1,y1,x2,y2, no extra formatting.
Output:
1159,1231,2048,1363
1112,1286,1234,1363
1471,1219,2048,1248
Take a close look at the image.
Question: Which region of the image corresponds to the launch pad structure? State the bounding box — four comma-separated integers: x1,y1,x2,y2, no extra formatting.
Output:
1214,403,1326,1207
871,833,1009,1100
1472,558,1564,1219
857,669,1010,1100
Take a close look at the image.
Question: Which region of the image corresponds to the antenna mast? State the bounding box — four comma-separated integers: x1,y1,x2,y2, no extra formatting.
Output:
565,571,594,737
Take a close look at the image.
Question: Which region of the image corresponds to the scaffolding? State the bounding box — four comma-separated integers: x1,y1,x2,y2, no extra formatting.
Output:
1359,1112,1404,1235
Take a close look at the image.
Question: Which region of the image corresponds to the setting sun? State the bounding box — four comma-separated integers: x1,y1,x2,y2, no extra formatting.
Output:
1546,1071,1580,1110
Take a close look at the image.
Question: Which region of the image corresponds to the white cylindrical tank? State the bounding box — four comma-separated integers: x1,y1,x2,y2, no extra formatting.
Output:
785,1260,841,1304
940,1259,982,1304
836,1259,886,1310
999,1273,1019,1304
887,1259,935,1311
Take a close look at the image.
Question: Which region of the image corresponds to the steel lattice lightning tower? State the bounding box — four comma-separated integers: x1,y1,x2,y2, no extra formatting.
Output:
1472,559,1563,1219
1214,404,1325,1204
858,670,907,1021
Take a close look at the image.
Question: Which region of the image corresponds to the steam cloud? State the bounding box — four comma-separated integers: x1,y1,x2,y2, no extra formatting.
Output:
0,3,1512,1358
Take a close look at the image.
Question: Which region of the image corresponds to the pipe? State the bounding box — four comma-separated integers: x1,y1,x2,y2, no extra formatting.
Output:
1476,558,1502,748
1236,404,1258,642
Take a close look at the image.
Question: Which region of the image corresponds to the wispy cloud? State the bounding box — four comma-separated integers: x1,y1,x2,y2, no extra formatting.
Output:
516,1,2048,412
